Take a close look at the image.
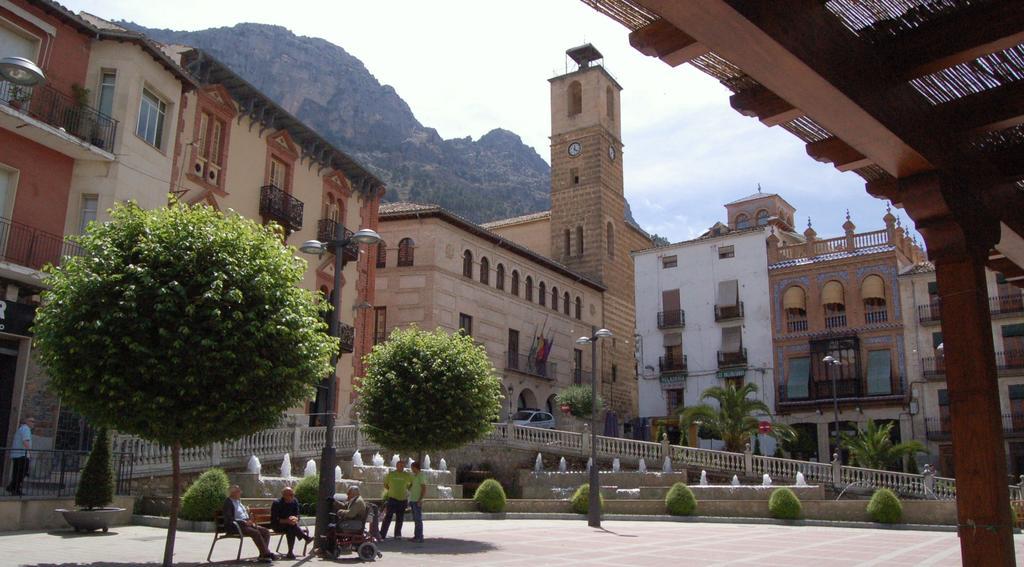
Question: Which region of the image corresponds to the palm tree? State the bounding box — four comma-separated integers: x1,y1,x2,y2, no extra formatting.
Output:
840,420,925,470
677,383,796,452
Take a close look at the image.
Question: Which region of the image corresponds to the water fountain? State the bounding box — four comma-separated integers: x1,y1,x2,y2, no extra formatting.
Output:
558,457,567,473
352,451,364,467
534,453,544,473
371,452,385,467
247,455,262,475
638,458,647,473
700,470,709,486
731,475,740,487
662,456,672,473
390,454,400,468
335,465,342,480
762,474,772,487
615,488,641,499
587,457,593,472
280,454,291,478
795,472,808,487
612,458,621,473
424,455,432,470
407,457,414,469
304,459,317,478
438,458,448,472
437,486,454,499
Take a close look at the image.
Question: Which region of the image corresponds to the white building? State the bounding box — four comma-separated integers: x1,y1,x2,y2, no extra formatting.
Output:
634,193,784,452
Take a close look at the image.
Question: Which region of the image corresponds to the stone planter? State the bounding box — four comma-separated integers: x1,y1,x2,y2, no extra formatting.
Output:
56,507,126,532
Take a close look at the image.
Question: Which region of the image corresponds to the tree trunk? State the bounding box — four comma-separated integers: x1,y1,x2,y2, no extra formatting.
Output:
162,441,181,567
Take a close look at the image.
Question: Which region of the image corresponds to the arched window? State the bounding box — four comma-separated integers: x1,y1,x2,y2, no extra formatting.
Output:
462,250,473,278
568,81,582,116
539,281,547,306
735,214,751,229
576,225,584,255
575,297,582,320
564,228,571,257
397,238,414,267
563,292,570,315
376,242,386,269
511,270,520,296
782,286,807,333
525,276,534,301
606,222,615,258
480,256,490,285
862,275,887,323
496,263,505,290
822,280,846,329
606,86,614,120
551,286,559,311
756,210,769,226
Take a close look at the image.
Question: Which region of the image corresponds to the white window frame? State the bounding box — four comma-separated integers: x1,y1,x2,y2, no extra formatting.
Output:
78,194,99,234
136,87,168,150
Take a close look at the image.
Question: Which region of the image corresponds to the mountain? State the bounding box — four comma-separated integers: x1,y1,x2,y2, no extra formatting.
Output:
119,22,558,223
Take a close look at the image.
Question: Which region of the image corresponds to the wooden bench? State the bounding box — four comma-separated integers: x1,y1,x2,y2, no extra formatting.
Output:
207,507,308,562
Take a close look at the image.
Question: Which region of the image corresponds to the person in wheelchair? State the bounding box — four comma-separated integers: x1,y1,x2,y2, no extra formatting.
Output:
333,486,367,533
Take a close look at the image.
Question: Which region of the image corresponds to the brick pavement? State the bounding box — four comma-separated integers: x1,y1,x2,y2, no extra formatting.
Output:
2,520,1021,566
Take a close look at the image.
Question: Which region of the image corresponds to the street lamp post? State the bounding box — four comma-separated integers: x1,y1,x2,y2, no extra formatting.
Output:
299,224,381,553
823,355,841,460
576,327,613,528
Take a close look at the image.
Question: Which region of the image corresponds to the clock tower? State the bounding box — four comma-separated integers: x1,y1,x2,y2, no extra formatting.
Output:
549,45,647,423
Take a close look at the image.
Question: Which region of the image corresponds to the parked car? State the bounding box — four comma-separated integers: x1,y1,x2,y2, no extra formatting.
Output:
511,409,556,429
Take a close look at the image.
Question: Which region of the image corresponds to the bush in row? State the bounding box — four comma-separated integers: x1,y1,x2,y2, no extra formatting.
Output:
768,487,802,520
665,483,697,516
180,468,229,521
474,478,507,513
866,488,902,524
571,483,603,515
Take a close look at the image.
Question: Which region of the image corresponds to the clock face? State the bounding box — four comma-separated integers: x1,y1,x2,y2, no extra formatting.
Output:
608,145,616,160
567,142,582,157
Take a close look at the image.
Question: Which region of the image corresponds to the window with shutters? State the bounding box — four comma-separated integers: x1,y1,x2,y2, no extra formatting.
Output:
718,245,735,259
376,242,387,268
397,238,414,267
480,257,490,285
496,263,505,290
459,313,473,336
662,255,677,269
462,250,473,278
525,276,534,301
862,275,887,323
373,306,387,345
822,280,847,329
783,286,807,332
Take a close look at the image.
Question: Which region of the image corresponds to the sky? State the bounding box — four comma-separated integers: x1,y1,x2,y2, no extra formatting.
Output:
61,0,911,243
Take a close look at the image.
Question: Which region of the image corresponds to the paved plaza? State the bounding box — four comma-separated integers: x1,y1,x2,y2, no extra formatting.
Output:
2,520,1023,566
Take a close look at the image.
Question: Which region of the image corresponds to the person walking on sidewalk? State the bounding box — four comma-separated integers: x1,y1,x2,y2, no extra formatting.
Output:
6,417,34,496
379,460,412,540
409,461,427,543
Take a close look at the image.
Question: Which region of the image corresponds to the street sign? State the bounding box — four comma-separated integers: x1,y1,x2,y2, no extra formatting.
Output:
758,421,772,434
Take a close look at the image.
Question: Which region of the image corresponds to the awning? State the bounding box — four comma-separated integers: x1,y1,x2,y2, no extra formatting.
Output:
664,332,682,347
722,326,742,352
718,280,738,306
782,286,806,311
821,280,845,305
861,275,885,301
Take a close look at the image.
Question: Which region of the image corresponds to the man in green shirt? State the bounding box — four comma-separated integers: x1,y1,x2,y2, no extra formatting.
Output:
380,460,413,540
409,461,427,543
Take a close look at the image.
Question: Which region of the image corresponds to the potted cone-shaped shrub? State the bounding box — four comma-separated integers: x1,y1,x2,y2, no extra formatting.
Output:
58,429,125,532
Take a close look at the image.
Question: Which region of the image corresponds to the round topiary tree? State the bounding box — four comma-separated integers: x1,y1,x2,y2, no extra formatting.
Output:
665,482,697,516
179,468,229,522
473,478,507,513
33,202,338,566
571,484,603,515
294,474,319,515
768,487,802,520
358,327,503,456
866,488,903,524
555,384,604,419
75,428,114,510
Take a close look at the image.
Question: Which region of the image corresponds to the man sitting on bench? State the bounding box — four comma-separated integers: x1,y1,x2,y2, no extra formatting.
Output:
222,485,276,563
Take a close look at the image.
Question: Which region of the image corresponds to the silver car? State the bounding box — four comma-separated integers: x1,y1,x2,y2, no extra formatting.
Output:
511,409,556,429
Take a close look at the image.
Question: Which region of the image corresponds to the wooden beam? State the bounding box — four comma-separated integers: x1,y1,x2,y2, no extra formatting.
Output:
883,1,1024,79
729,85,801,126
805,137,872,172
937,80,1024,134
628,18,709,67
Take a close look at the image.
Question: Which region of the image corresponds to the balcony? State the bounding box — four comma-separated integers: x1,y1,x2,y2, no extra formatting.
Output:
825,313,847,329
659,355,688,374
714,302,744,321
573,368,593,385
316,219,359,263
657,310,685,329
0,216,80,272
997,350,1024,374
506,352,557,380
864,309,888,324
991,295,1024,317
338,323,355,354
921,356,946,380
1,80,117,156
926,414,1024,441
259,185,304,233
918,301,942,324
778,379,905,406
786,318,808,333
717,348,747,368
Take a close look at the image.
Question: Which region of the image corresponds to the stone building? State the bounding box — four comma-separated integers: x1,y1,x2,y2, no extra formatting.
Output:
769,208,925,462
900,263,1024,476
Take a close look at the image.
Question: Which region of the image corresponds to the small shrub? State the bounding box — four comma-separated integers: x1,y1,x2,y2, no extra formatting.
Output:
75,428,114,510
180,468,229,521
665,483,697,516
294,474,319,509
570,484,604,515
768,487,801,520
473,478,506,513
556,385,604,419
866,488,902,524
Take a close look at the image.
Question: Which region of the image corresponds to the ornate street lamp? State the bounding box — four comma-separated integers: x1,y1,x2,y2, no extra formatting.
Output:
0,56,45,86
576,327,613,528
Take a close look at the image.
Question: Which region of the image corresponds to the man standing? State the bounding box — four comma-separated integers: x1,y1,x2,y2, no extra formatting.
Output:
270,486,312,559
379,460,412,540
408,461,427,543
6,416,33,495
222,485,276,563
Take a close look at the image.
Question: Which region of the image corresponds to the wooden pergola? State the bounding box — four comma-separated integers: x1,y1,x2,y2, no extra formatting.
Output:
582,1,1024,564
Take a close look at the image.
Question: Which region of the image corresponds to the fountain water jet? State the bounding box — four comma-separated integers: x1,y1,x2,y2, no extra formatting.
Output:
795,472,808,487
437,486,454,499
762,474,772,487
352,451,364,467
534,453,544,473
438,458,448,472
638,458,647,473
612,458,621,473
304,459,317,478
247,455,262,475
587,457,593,472
335,465,342,480
662,456,672,473
700,470,709,486
280,454,292,478
424,455,432,470
371,452,384,467
731,475,740,487
391,454,400,468
558,457,567,473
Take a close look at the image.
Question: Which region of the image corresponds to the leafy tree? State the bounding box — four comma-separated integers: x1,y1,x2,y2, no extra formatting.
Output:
840,420,925,470
677,383,795,452
649,233,671,247
357,327,503,456
555,384,604,419
75,428,114,510
34,202,337,566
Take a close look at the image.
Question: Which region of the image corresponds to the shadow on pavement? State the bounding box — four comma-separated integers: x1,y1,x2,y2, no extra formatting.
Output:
594,527,639,538
375,537,498,555
44,531,121,539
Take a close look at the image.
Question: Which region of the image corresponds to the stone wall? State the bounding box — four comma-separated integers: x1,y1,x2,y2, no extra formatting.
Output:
0,495,134,531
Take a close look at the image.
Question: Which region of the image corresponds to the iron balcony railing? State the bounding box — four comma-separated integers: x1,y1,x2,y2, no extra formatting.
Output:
717,348,747,368
778,379,905,404
918,301,942,323
864,309,888,324
922,351,1024,378
316,219,359,263
573,368,593,385
825,313,847,329
657,310,685,329
991,295,1024,316
259,185,304,232
926,414,1024,441
506,351,557,380
786,318,808,333
0,447,132,498
0,215,81,271
659,355,688,373
1,80,118,151
921,356,946,380
998,350,1024,373
714,302,744,321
